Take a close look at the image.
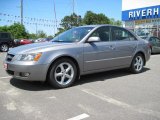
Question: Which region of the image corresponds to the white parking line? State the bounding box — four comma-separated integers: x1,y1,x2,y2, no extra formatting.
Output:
48,96,56,99
81,88,160,118
0,76,12,79
67,113,89,120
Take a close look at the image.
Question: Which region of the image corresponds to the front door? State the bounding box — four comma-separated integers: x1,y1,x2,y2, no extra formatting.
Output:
83,26,117,71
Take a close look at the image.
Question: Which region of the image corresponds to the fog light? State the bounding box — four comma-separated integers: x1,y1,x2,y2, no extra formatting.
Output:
20,72,30,77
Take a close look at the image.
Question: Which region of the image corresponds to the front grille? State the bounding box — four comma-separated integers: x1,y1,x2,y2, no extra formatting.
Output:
6,70,14,75
6,54,15,62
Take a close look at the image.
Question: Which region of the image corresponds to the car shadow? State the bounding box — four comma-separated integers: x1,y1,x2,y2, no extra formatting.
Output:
151,53,160,55
75,67,150,86
10,67,150,91
10,79,53,91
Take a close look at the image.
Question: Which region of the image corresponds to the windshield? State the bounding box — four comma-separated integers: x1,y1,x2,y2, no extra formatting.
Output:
52,27,94,43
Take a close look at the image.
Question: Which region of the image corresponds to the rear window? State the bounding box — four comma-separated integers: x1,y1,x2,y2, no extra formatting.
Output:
0,33,10,39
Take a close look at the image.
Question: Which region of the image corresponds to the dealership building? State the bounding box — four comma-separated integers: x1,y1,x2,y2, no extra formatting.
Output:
122,0,160,38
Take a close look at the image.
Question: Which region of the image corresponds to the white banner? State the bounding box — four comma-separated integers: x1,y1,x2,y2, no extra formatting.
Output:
122,0,160,11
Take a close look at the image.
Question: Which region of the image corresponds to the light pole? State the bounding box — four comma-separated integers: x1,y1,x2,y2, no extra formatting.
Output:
36,23,38,37
73,0,75,14
53,0,57,35
20,0,23,25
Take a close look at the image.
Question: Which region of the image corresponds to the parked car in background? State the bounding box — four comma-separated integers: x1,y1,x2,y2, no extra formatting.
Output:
141,36,160,54
14,39,20,46
29,39,35,43
19,39,32,45
0,32,14,52
34,38,43,43
34,38,52,43
41,38,52,42
4,25,151,88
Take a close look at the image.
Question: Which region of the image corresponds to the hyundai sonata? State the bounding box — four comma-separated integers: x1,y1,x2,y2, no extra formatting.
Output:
4,25,151,88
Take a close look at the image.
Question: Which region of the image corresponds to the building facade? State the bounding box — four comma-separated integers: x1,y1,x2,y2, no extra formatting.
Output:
122,0,160,38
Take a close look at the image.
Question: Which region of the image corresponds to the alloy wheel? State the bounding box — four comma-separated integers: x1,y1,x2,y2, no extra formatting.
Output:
54,62,74,85
1,44,8,52
134,56,144,72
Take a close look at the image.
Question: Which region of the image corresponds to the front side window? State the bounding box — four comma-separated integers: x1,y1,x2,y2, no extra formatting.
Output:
52,27,94,43
90,26,110,42
111,27,136,41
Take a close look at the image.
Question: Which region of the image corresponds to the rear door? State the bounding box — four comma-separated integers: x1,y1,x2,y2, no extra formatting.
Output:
110,27,138,66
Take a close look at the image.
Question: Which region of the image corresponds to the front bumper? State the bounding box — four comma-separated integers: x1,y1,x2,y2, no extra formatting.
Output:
5,62,49,81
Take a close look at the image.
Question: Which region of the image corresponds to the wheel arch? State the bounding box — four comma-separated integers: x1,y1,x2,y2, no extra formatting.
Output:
0,42,9,46
134,51,146,66
46,55,80,81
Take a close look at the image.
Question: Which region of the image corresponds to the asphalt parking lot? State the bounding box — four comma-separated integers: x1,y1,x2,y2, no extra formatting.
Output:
0,52,160,120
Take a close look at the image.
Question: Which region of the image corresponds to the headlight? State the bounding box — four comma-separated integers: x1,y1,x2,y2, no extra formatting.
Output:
17,53,42,61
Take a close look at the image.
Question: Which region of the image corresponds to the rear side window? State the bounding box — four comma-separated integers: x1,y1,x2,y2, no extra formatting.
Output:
111,27,136,41
149,37,155,42
0,33,9,39
155,37,160,42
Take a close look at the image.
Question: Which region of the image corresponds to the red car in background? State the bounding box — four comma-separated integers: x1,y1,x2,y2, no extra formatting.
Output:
20,39,32,45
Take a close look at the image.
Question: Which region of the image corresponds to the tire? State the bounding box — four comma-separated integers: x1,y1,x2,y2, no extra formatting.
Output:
150,47,152,54
48,58,77,89
0,44,9,52
130,54,144,74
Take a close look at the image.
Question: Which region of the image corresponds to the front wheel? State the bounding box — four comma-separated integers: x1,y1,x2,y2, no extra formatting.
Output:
0,44,9,52
48,58,77,89
130,54,144,74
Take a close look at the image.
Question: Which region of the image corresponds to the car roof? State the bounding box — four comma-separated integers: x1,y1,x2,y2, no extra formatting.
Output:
75,24,124,30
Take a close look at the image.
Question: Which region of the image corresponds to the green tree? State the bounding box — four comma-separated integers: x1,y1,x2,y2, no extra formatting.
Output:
47,35,54,39
110,18,122,26
28,33,37,39
83,11,110,25
37,30,47,38
0,25,9,32
55,28,66,36
61,13,82,30
115,20,122,26
0,23,28,39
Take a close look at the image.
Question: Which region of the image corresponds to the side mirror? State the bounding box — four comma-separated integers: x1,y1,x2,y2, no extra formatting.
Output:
87,37,100,42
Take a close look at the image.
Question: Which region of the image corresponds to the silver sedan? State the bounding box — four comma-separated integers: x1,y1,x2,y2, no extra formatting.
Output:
4,25,151,88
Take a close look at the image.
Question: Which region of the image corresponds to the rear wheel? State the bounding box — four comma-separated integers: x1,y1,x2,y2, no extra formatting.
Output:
0,44,9,52
130,54,144,74
48,58,77,88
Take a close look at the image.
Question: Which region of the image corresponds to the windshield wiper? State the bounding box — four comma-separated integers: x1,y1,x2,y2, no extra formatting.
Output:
52,40,73,43
52,40,64,42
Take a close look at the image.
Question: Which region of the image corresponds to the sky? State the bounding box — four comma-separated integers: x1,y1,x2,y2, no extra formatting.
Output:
0,0,122,36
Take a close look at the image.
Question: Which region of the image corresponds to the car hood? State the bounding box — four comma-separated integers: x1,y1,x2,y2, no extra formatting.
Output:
8,42,74,54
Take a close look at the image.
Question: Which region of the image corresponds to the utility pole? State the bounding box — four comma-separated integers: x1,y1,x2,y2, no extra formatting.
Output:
36,23,38,37
53,0,57,35
20,0,23,25
73,0,75,14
